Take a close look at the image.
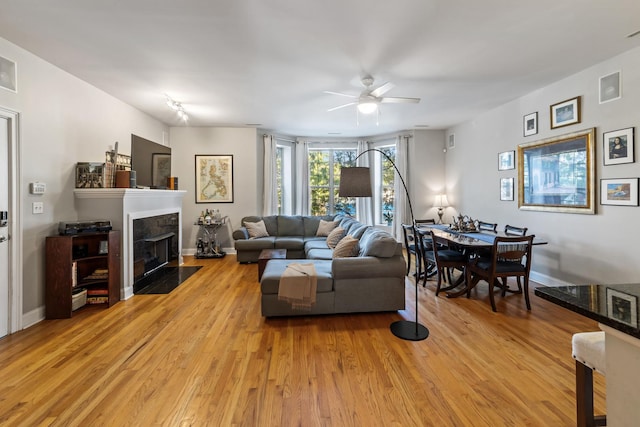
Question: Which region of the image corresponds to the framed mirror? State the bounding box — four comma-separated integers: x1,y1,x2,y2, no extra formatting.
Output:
517,128,595,214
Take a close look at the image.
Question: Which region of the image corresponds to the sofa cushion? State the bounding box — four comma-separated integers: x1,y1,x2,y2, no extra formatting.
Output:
306,248,333,260
278,215,304,236
235,236,276,250
316,219,338,236
303,215,333,237
333,235,360,258
245,220,269,238
326,226,346,249
274,237,305,251
358,228,399,258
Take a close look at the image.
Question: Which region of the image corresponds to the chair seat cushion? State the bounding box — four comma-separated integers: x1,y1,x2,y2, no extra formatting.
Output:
438,249,465,262
475,259,525,273
572,331,606,374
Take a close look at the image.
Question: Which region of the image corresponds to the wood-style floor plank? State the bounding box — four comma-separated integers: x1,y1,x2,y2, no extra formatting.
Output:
0,255,605,426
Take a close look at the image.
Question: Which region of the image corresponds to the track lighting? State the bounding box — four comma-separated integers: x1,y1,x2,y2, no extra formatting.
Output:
165,95,189,121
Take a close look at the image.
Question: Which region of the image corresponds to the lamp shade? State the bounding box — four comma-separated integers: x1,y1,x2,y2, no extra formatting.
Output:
338,167,372,197
433,194,449,208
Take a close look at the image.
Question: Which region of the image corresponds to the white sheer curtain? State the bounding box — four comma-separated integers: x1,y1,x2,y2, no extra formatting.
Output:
262,134,278,216
356,140,373,224
295,139,310,215
393,135,410,240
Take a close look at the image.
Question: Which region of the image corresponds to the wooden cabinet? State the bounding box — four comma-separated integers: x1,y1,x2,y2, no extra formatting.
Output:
45,231,120,319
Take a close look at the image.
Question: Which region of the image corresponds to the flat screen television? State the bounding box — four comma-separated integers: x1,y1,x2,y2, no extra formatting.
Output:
130,134,171,188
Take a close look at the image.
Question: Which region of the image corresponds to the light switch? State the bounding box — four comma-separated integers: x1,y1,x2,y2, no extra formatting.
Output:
30,182,46,194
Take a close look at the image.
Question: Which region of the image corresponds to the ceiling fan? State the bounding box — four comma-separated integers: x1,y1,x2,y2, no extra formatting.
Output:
325,75,420,114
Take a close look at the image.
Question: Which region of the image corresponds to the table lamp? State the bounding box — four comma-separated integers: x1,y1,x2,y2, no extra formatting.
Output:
433,194,449,224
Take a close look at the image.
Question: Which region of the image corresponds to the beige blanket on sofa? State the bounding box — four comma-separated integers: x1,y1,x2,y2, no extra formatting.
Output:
278,263,317,310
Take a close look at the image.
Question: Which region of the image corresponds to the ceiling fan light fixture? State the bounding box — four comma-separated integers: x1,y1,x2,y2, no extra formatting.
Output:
357,102,378,114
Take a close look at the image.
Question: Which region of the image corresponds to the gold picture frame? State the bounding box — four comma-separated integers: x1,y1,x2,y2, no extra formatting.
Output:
195,154,234,203
517,128,595,214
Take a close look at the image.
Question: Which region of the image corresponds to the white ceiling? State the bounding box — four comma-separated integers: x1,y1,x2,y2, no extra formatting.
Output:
1,0,639,138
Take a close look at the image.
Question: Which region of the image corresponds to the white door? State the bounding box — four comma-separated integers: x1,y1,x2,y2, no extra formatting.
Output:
0,116,9,338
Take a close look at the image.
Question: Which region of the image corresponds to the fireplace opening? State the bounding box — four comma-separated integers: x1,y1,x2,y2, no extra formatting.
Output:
132,213,179,293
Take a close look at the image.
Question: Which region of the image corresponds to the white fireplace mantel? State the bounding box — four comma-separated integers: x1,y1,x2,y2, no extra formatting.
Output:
74,189,186,300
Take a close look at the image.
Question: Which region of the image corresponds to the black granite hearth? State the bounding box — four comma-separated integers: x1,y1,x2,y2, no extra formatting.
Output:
134,266,202,295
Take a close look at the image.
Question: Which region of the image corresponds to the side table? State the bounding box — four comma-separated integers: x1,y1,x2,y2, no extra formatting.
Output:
258,249,287,281
194,216,228,259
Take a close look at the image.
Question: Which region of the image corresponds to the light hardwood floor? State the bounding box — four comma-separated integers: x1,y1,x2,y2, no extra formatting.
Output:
0,255,606,426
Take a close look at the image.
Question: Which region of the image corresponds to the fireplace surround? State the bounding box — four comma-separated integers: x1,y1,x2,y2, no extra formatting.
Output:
74,188,186,299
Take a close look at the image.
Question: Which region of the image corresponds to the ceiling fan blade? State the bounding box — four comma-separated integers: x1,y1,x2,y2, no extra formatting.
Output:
324,90,357,98
370,82,395,98
380,97,420,104
327,101,357,112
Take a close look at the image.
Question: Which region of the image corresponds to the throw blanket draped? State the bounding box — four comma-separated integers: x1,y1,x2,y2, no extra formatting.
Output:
278,263,317,310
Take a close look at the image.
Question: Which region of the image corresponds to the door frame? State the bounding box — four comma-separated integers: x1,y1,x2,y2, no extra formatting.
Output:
0,106,22,334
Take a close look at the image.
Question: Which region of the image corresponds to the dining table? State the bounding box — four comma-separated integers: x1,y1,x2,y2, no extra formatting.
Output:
415,224,547,298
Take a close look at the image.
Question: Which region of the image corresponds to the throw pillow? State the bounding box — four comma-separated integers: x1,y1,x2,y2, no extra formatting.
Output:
332,235,359,258
326,227,346,249
245,220,269,239
316,219,338,237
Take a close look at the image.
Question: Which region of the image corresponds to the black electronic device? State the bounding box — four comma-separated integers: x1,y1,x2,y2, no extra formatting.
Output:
58,220,112,235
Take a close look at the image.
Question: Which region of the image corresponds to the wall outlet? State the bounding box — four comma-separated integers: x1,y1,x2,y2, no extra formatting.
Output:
32,202,44,214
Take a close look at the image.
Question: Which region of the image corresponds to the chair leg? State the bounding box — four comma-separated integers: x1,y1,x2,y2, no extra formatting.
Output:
523,276,531,310
405,253,411,276
488,277,497,312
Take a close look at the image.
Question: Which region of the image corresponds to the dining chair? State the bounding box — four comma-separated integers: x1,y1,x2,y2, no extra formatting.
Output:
504,224,528,236
465,234,535,312
401,223,422,278
476,220,498,233
424,230,467,295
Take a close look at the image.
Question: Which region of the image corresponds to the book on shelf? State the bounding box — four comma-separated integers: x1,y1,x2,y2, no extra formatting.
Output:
86,288,109,296
72,262,78,287
84,268,109,281
86,296,109,304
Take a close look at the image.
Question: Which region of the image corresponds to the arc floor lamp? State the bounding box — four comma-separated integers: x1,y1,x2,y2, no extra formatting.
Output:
338,148,429,341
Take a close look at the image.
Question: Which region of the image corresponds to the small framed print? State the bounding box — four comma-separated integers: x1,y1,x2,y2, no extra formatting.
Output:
550,96,581,129
498,150,515,170
600,178,639,206
603,127,634,166
523,112,538,137
606,288,638,327
599,71,621,104
500,178,514,201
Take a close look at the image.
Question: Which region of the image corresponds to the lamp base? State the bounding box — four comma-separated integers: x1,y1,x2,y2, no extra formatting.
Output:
390,320,429,341
437,208,444,224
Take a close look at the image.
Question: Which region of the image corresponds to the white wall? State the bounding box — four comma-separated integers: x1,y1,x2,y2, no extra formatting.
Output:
409,130,447,222
0,37,168,317
446,46,640,285
169,127,259,253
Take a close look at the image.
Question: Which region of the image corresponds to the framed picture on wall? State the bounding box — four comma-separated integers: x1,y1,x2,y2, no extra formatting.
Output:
600,178,639,206
498,151,515,170
152,153,171,187
195,154,234,203
500,178,514,201
0,55,17,92
523,112,538,137
603,127,634,166
550,96,581,129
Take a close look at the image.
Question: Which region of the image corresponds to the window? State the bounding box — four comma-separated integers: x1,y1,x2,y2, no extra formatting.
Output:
276,143,293,215
378,145,396,225
308,147,356,215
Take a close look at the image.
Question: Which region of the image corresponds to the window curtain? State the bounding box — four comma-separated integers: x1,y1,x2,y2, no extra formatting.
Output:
393,135,410,240
356,140,373,224
295,139,310,215
262,135,278,216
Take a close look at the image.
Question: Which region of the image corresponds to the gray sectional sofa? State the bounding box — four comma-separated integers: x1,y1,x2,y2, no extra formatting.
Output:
232,215,406,317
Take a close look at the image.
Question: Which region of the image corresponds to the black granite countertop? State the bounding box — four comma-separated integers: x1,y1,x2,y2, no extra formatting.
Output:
535,284,640,339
